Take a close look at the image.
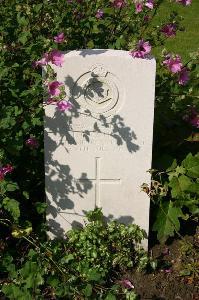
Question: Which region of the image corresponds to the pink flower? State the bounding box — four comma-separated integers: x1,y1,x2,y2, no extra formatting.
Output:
164,269,172,273
34,53,50,67
178,68,189,85
48,81,64,96
1,165,14,175
161,23,176,37
145,0,154,9
112,0,126,8
119,279,134,289
163,54,183,73
0,164,14,181
46,97,57,105
176,0,192,6
34,50,64,68
54,32,65,43
135,2,144,13
49,50,65,67
130,39,151,59
25,137,39,149
96,9,104,19
56,100,73,112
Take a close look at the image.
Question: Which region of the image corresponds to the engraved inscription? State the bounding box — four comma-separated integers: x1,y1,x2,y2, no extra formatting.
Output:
72,64,124,117
85,78,111,105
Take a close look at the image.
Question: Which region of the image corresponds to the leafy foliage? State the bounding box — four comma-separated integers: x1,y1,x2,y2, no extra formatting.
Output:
143,153,199,243
1,209,147,299
0,0,198,298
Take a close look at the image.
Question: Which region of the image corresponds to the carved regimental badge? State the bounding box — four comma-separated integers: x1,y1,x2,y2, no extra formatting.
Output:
72,64,124,117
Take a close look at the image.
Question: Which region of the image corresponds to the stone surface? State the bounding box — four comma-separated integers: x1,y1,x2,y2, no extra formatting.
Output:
44,50,156,247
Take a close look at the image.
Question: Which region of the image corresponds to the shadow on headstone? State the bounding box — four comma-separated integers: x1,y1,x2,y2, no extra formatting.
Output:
64,75,139,153
45,55,141,237
78,49,108,57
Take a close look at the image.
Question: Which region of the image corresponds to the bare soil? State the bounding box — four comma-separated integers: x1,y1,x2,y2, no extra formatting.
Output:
128,230,199,300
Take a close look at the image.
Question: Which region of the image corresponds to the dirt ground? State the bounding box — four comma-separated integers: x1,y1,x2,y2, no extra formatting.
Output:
127,229,199,300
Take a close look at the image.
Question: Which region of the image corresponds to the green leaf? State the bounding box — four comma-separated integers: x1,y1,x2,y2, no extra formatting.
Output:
12,225,32,238
18,32,30,45
22,191,29,199
187,183,199,194
47,276,60,288
186,132,199,142
3,198,20,221
6,181,19,192
83,284,92,297
166,159,177,172
86,268,103,282
60,254,74,264
35,202,47,214
87,40,94,48
34,3,43,13
2,254,16,278
169,175,192,198
2,284,32,300
20,261,44,288
153,201,184,243
179,269,191,276
105,293,117,300
17,14,29,26
55,283,70,297
125,291,138,300
182,153,199,178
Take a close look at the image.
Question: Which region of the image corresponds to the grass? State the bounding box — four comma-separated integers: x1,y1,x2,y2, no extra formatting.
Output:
151,0,199,61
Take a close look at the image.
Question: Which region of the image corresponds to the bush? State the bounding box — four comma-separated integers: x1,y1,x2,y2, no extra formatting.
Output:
0,0,198,298
1,209,148,299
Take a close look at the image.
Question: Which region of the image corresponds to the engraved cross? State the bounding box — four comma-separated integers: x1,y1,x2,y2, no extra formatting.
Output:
77,157,121,207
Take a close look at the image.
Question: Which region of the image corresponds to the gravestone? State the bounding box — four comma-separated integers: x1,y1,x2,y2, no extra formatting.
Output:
44,50,156,248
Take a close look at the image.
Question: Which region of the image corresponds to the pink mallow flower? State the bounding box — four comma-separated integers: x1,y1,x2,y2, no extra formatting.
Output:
119,279,134,289
161,23,176,37
25,137,39,149
46,97,57,105
48,81,64,96
49,50,65,67
0,164,14,181
112,0,126,8
34,50,64,68
164,269,172,274
145,0,154,9
135,2,144,13
96,9,104,19
34,53,50,67
178,67,189,85
56,100,73,112
130,39,151,59
176,0,192,6
54,32,65,43
163,54,183,73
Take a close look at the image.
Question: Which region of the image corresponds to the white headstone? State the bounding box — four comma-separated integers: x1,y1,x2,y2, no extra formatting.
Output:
45,50,156,248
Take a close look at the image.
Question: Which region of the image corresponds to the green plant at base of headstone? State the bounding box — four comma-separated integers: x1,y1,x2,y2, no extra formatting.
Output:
1,208,148,299
142,152,199,243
